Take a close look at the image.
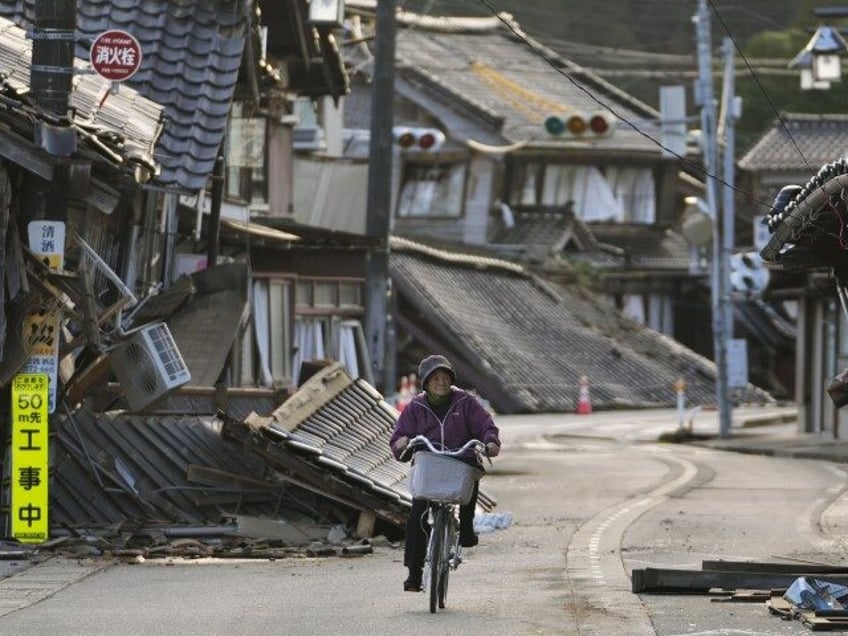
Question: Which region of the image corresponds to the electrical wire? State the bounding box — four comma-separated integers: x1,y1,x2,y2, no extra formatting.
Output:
471,0,847,236
707,0,811,172
473,0,765,207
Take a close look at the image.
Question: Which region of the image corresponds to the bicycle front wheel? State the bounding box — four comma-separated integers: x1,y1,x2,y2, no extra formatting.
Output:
438,512,453,609
429,507,447,613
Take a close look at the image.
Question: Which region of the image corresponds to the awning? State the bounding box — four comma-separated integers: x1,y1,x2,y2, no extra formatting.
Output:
220,218,300,244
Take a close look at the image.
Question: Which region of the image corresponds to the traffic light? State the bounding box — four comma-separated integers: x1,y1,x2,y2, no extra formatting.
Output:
393,126,445,152
544,111,616,139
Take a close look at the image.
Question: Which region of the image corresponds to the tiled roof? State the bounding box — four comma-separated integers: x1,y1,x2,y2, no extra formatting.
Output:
0,0,247,192
738,113,848,172
490,209,690,271
0,15,162,174
586,222,691,270
250,363,497,512
392,15,661,152
390,237,772,413
52,366,453,535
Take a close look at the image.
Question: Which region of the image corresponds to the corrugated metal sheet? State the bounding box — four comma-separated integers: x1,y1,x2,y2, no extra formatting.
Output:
292,157,369,234
52,409,276,527
48,365,490,538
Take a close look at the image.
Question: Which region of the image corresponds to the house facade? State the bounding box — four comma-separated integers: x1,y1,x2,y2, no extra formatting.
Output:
740,113,848,437
331,6,714,364
0,0,359,409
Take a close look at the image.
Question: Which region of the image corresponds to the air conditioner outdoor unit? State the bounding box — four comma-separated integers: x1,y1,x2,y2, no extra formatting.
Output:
110,323,191,411
293,126,325,151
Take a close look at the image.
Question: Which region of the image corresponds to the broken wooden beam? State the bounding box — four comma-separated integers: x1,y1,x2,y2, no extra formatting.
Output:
631,567,848,594
702,560,848,575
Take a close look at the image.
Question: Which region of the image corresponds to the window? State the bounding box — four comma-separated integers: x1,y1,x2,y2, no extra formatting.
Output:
292,277,370,385
295,278,365,315
250,277,294,387
397,161,467,217
508,161,656,223
243,276,370,388
225,102,267,205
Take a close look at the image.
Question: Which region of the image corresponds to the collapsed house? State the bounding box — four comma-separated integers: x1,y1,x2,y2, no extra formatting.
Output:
390,237,773,413
51,363,495,552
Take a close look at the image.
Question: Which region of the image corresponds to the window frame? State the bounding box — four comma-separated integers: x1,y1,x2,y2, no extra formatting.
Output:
395,156,469,219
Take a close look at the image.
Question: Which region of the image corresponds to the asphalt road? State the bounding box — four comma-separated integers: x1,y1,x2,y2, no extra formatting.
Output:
0,407,842,635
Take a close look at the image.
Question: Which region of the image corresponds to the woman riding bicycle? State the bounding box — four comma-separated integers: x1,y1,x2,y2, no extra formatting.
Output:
390,354,501,592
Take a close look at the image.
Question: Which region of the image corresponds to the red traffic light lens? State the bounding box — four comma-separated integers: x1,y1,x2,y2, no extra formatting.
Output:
589,114,610,134
418,132,436,149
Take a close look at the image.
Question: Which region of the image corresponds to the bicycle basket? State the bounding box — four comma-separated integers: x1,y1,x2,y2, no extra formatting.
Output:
409,452,483,504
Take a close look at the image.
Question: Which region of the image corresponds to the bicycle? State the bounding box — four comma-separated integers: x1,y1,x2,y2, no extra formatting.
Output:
403,434,487,613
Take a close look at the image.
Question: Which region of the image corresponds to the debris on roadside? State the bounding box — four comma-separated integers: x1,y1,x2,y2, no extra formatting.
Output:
632,560,848,632
40,363,496,557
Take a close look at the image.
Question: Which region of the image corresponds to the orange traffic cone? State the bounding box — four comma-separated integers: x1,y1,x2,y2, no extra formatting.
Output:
576,375,592,414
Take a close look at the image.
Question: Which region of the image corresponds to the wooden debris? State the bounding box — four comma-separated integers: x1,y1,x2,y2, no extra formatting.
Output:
708,588,774,602
703,560,848,575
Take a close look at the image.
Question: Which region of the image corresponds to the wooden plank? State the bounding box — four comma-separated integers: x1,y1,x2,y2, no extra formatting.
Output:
702,560,848,574
631,567,848,594
708,588,771,603
186,464,276,489
799,610,848,631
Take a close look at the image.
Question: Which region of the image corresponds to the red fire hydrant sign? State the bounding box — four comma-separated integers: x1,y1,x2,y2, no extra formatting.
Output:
90,29,142,81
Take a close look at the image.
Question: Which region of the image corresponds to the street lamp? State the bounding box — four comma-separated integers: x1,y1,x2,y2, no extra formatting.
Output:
790,24,848,90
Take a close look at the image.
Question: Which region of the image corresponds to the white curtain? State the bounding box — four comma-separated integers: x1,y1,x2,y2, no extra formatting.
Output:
293,318,326,385
252,280,273,387
622,294,646,324
397,163,466,217
337,321,360,378
541,165,622,221
606,167,656,223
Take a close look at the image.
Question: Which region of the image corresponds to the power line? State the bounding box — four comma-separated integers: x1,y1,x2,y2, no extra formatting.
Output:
473,0,772,211
708,0,811,172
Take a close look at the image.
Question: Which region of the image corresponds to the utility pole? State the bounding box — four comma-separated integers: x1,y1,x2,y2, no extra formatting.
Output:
694,0,732,438
31,0,76,225
719,37,738,407
364,0,396,394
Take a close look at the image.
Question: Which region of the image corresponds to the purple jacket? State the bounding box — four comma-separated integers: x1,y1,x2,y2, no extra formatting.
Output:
390,388,501,463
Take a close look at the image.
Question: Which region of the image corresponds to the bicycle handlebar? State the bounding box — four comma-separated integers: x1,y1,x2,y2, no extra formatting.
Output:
401,434,487,462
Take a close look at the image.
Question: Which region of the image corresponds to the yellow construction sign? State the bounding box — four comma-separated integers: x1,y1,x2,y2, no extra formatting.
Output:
10,373,49,543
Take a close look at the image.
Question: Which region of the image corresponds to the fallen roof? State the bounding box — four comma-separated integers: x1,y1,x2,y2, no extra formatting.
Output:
51,363,493,542
390,236,773,414
490,209,690,271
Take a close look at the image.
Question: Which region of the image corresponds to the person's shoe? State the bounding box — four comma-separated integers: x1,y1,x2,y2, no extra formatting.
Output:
459,530,479,547
403,568,422,592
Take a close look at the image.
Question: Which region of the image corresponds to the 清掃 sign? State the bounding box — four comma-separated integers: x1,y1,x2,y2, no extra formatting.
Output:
21,220,65,414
